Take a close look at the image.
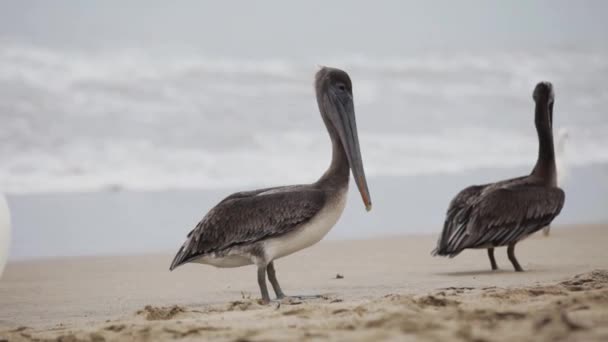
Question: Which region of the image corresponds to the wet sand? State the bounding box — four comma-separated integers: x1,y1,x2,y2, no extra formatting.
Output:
1,224,607,341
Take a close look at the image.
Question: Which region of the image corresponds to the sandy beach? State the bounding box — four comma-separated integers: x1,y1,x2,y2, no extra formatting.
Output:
2,2,608,341
0,223,607,341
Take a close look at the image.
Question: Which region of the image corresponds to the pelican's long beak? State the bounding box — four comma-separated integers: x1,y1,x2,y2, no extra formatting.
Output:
331,93,372,211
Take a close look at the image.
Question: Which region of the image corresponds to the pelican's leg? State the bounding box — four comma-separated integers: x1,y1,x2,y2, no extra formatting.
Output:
267,261,286,299
257,265,271,304
507,243,524,272
542,225,551,236
267,261,323,302
487,248,498,270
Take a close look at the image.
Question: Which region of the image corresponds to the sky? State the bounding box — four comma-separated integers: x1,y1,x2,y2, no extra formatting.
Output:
0,1,607,57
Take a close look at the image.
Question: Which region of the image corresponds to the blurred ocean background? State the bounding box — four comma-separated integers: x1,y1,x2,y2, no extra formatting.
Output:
1,1,607,259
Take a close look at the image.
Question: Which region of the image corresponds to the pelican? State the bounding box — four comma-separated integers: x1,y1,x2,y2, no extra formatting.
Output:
170,67,372,303
543,127,569,236
432,82,565,272
0,193,11,278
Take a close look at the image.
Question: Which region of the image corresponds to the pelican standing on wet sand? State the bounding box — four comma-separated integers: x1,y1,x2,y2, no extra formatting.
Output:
170,67,372,303
0,193,11,278
432,82,565,272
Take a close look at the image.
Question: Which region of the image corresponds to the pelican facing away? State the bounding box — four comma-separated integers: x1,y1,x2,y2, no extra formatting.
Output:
170,67,372,303
0,194,10,278
432,82,565,272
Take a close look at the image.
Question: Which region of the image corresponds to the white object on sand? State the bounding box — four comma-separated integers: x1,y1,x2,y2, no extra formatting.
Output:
555,127,570,185
0,194,10,278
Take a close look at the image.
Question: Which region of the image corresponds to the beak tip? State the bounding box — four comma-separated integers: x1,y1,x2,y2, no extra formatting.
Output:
365,203,372,212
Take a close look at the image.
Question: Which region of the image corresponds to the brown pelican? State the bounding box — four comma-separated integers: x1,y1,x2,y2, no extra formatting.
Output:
170,67,372,303
0,194,10,278
432,82,565,272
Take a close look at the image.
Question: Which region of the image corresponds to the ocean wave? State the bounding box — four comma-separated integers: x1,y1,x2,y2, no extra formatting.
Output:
1,43,607,193
1,125,607,194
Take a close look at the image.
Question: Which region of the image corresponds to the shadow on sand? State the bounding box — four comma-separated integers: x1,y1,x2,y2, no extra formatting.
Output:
435,267,551,277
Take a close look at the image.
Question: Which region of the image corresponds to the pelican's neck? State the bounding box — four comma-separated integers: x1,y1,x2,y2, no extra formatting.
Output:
316,118,350,189
531,102,556,185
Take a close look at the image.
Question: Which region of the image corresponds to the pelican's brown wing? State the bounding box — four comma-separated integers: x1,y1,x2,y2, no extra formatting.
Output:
434,184,564,257
170,186,326,270
432,184,487,256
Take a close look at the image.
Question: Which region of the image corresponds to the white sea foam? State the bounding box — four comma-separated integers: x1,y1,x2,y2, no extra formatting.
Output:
1,43,607,193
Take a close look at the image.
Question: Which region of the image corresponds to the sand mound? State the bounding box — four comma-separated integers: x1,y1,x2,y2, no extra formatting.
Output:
560,270,608,291
136,305,186,321
225,299,265,312
2,270,608,341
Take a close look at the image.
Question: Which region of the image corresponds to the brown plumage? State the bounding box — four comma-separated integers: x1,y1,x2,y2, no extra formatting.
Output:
170,67,372,304
433,82,565,271
170,186,326,270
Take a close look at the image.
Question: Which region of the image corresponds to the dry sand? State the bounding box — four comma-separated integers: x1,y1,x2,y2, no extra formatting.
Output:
1,224,607,341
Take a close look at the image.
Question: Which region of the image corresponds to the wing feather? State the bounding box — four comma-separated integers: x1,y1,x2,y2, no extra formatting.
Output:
434,184,564,257
432,184,486,256
170,186,326,270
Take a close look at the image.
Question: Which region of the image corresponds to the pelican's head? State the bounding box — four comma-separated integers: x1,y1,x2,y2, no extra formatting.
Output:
315,67,372,211
533,81,554,104
533,81,555,127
